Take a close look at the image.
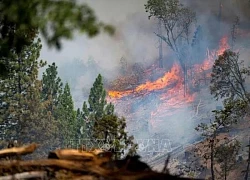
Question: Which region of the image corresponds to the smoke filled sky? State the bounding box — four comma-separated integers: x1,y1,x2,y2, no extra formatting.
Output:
40,0,250,74
39,0,250,108
40,0,155,72
40,0,158,108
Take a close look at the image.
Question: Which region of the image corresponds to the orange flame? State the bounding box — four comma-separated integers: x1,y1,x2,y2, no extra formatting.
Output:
108,63,182,99
217,35,230,56
107,35,230,131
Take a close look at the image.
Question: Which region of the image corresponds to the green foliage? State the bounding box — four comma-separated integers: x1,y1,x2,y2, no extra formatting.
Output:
210,50,250,102
210,50,250,124
93,115,137,159
0,38,59,156
41,62,63,114
195,108,238,180
0,0,114,76
81,74,115,138
0,38,44,140
215,140,240,180
80,74,137,159
0,0,114,49
88,74,108,118
56,83,77,147
195,49,250,179
76,108,86,139
145,0,196,69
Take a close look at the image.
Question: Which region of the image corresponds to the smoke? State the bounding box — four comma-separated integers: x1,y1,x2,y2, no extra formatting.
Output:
39,0,250,151
40,0,161,108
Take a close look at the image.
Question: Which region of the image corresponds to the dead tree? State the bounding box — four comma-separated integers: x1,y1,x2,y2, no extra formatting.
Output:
157,19,163,68
145,0,196,96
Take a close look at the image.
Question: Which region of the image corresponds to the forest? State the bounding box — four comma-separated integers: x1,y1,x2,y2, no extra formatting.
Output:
1,0,250,179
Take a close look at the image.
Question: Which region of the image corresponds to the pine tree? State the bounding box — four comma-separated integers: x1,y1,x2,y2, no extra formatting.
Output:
81,101,92,139
82,74,112,138
81,74,137,159
56,83,76,147
0,38,43,140
75,108,88,141
0,38,59,156
41,62,63,114
93,114,137,159
88,74,107,118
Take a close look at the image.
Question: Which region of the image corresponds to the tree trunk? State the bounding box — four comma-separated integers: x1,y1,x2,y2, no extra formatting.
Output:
224,162,227,180
158,19,163,68
211,137,215,180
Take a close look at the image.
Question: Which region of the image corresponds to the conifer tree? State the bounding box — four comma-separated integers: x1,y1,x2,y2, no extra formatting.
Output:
93,114,137,159
88,74,108,118
0,38,59,155
82,74,113,138
75,108,87,141
41,62,63,114
56,83,76,147
81,74,137,159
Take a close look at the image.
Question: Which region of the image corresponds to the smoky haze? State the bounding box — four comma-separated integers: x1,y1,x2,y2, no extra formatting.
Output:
39,0,250,152
40,0,250,105
40,0,163,107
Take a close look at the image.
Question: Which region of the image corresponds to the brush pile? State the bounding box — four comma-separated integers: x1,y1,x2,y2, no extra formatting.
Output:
0,143,202,180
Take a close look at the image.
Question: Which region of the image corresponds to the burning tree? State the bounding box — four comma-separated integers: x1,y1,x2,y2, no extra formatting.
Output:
145,0,196,95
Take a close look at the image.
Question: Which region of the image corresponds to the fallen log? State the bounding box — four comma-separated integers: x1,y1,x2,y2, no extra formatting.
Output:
0,159,93,172
0,171,47,180
0,144,203,179
0,159,112,178
0,144,38,158
71,175,97,180
48,149,95,161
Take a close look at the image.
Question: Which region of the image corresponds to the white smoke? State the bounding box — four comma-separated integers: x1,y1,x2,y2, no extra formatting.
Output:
39,0,250,148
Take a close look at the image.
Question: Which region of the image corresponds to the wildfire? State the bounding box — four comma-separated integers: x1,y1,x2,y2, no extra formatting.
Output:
217,35,230,55
193,35,230,74
108,89,133,99
109,36,230,100
107,35,230,132
108,63,182,99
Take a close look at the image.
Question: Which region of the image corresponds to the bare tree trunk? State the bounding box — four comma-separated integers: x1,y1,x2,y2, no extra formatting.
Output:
211,137,215,180
224,161,227,180
158,19,163,68
17,57,22,140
